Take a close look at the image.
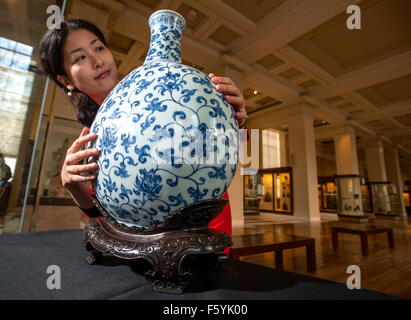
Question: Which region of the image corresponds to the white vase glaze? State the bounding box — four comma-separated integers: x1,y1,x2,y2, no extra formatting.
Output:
88,10,239,228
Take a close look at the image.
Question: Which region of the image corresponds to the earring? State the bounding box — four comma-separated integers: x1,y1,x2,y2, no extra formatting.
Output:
67,90,72,97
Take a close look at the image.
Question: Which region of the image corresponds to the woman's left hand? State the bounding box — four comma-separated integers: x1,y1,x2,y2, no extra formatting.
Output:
209,73,247,127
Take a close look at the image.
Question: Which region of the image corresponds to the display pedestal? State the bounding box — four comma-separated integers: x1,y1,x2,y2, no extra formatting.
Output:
374,213,402,220
337,214,369,223
367,213,376,223
83,198,232,294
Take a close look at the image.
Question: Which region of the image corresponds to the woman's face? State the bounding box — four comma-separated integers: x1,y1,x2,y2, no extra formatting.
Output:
59,28,118,101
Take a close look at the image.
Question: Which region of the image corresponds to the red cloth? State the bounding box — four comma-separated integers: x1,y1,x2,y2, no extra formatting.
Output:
210,191,232,255
209,191,232,235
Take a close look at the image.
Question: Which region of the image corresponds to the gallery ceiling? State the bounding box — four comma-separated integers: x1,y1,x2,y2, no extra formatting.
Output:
1,0,410,158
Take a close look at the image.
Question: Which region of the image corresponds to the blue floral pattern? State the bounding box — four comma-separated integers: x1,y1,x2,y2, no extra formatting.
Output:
88,10,238,228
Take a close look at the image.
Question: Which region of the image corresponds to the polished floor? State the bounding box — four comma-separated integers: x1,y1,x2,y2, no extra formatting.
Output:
235,213,411,300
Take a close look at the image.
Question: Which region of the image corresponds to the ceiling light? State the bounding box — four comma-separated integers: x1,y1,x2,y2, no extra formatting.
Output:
187,9,197,21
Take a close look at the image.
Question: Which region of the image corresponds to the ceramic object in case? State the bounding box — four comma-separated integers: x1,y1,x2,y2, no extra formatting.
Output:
88,10,239,228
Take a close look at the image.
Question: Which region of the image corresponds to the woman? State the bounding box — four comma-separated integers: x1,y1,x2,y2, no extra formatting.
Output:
39,19,247,241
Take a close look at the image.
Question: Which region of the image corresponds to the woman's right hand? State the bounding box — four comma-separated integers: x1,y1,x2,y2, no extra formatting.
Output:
61,127,100,189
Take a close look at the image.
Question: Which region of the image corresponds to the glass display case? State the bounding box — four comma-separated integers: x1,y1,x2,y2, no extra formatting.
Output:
335,175,364,216
274,172,292,213
403,191,411,207
360,183,372,213
40,118,84,202
369,182,391,214
318,177,337,212
260,172,274,211
387,184,401,215
243,174,260,215
243,167,293,215
403,191,411,215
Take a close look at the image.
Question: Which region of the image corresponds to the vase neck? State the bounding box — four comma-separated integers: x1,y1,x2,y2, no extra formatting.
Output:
144,10,186,65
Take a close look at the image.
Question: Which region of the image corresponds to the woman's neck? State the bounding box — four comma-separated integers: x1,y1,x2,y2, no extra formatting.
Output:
90,92,109,106
90,80,120,106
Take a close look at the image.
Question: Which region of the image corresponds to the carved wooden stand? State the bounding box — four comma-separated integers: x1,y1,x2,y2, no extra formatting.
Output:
83,197,232,294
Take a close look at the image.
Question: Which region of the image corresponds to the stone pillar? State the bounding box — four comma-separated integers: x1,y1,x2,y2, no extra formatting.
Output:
279,131,288,167
333,128,359,175
385,147,406,215
333,128,366,219
287,103,320,221
363,139,391,215
364,139,387,181
259,129,264,169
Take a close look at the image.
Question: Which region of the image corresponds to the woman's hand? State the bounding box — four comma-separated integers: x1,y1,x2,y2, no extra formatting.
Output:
61,127,100,189
209,73,247,127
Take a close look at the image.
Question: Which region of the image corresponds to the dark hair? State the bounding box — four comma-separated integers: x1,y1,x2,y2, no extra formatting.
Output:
39,19,108,128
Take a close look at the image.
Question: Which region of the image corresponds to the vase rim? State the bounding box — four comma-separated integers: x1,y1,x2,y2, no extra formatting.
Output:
148,9,186,29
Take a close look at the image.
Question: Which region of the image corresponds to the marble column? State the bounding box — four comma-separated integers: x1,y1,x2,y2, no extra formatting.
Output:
333,128,359,175
333,128,365,218
363,139,391,214
287,103,320,221
364,139,387,181
279,131,288,167
385,147,406,215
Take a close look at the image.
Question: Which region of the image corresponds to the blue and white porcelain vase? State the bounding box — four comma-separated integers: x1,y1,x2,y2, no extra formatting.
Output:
89,9,239,228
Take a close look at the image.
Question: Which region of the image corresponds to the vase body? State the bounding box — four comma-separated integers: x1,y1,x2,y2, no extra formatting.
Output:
88,10,239,228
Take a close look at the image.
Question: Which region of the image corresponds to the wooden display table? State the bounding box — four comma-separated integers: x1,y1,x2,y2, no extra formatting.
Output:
331,223,394,256
229,233,316,272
